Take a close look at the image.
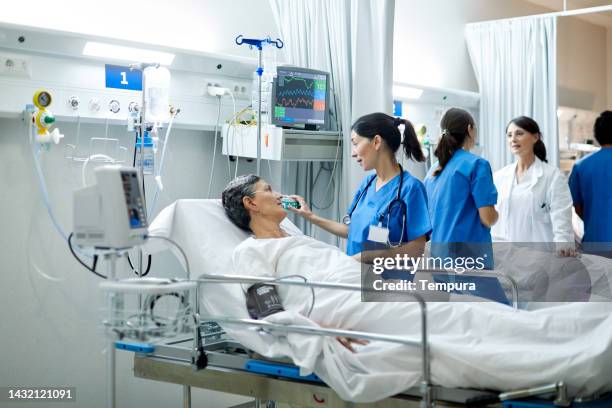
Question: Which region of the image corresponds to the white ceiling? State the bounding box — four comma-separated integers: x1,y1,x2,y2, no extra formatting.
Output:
524,0,612,27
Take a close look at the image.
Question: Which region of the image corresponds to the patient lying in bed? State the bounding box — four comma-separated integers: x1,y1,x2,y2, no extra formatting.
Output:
217,175,612,402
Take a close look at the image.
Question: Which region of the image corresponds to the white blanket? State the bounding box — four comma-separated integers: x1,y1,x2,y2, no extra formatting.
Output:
146,200,612,402
210,235,612,402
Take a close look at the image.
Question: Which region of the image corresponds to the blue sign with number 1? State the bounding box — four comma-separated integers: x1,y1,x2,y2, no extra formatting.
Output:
393,100,403,117
105,64,143,91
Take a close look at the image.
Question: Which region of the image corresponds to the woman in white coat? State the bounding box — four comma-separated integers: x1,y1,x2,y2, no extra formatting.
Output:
492,116,574,247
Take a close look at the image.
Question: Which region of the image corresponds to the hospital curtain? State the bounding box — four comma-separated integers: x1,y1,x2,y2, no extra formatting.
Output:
465,17,558,171
269,0,395,243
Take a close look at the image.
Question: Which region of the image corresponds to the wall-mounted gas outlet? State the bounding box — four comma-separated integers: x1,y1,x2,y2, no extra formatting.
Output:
109,100,121,114
68,96,80,111
128,102,140,113
89,98,101,113
0,55,31,78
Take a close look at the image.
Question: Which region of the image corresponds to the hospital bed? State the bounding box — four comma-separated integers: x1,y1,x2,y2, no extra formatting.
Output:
127,309,591,408
132,335,502,408
128,304,611,408
126,199,612,408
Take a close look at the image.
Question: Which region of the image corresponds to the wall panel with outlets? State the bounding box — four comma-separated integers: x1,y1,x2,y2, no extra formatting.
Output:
0,23,255,130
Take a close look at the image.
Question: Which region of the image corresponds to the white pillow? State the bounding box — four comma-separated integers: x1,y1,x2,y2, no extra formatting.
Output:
143,199,302,276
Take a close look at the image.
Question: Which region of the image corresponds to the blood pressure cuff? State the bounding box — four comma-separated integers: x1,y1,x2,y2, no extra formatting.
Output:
245,283,284,319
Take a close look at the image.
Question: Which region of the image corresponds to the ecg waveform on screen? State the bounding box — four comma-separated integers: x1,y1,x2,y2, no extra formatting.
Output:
277,97,314,109
277,88,314,98
281,76,316,89
276,75,318,109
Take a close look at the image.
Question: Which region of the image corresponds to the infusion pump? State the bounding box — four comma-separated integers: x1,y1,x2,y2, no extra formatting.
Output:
73,166,148,249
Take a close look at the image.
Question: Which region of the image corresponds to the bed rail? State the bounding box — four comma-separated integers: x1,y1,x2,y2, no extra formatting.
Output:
195,274,433,408
406,268,520,309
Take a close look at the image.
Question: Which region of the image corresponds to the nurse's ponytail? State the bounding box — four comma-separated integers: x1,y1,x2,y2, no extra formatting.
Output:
351,113,425,162
400,118,425,162
433,108,475,176
506,116,548,163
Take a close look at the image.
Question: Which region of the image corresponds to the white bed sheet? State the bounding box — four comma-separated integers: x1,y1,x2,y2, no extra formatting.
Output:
146,200,612,403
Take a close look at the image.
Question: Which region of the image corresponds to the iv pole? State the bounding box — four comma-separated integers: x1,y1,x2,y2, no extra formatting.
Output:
235,35,283,175
97,62,161,408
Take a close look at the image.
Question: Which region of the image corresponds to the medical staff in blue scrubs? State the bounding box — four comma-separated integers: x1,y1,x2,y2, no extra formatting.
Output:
425,108,498,248
424,108,505,302
290,112,431,263
569,110,612,256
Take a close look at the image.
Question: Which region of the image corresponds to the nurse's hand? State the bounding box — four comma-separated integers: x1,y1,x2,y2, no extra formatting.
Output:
286,195,313,220
351,253,362,263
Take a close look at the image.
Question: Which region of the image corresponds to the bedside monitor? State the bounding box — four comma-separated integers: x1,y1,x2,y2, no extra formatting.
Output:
272,66,330,130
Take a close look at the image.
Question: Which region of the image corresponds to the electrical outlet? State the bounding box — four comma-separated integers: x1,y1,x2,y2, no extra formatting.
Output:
226,83,249,98
0,55,31,78
204,80,249,98
207,85,227,96
235,83,250,98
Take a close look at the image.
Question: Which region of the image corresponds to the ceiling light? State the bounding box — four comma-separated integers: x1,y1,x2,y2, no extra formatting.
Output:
392,85,423,100
83,41,175,65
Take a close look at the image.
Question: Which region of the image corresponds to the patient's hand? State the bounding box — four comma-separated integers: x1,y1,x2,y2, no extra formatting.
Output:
320,323,370,353
557,245,580,258
336,336,369,353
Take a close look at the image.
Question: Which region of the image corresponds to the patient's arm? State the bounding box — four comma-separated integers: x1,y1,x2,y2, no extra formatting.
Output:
358,235,427,264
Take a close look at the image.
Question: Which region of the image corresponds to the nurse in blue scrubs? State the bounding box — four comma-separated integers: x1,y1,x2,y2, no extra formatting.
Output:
290,112,431,263
424,108,504,301
425,108,498,251
569,110,612,256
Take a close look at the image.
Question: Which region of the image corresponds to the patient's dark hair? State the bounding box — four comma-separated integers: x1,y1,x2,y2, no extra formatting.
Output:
221,174,260,232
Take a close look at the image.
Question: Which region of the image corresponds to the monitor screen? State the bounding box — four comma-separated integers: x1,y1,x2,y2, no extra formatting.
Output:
272,66,329,129
120,170,147,229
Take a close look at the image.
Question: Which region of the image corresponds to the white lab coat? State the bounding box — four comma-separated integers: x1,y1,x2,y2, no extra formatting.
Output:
492,158,574,243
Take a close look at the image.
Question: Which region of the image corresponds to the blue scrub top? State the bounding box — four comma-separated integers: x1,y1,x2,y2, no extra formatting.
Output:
424,149,497,244
425,149,501,299
569,148,612,244
346,171,431,256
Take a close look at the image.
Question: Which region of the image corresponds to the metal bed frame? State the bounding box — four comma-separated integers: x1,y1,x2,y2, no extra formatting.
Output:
126,271,584,408
134,336,506,408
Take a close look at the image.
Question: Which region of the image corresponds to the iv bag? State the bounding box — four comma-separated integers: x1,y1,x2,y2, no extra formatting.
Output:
143,66,171,124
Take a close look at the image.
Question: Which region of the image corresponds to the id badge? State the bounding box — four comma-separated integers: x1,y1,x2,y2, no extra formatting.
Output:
368,224,389,243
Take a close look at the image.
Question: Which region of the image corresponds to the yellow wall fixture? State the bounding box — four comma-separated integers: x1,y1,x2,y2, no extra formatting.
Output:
32,89,64,144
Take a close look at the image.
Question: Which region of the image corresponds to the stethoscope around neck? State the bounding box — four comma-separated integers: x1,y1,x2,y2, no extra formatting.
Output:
342,165,407,247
